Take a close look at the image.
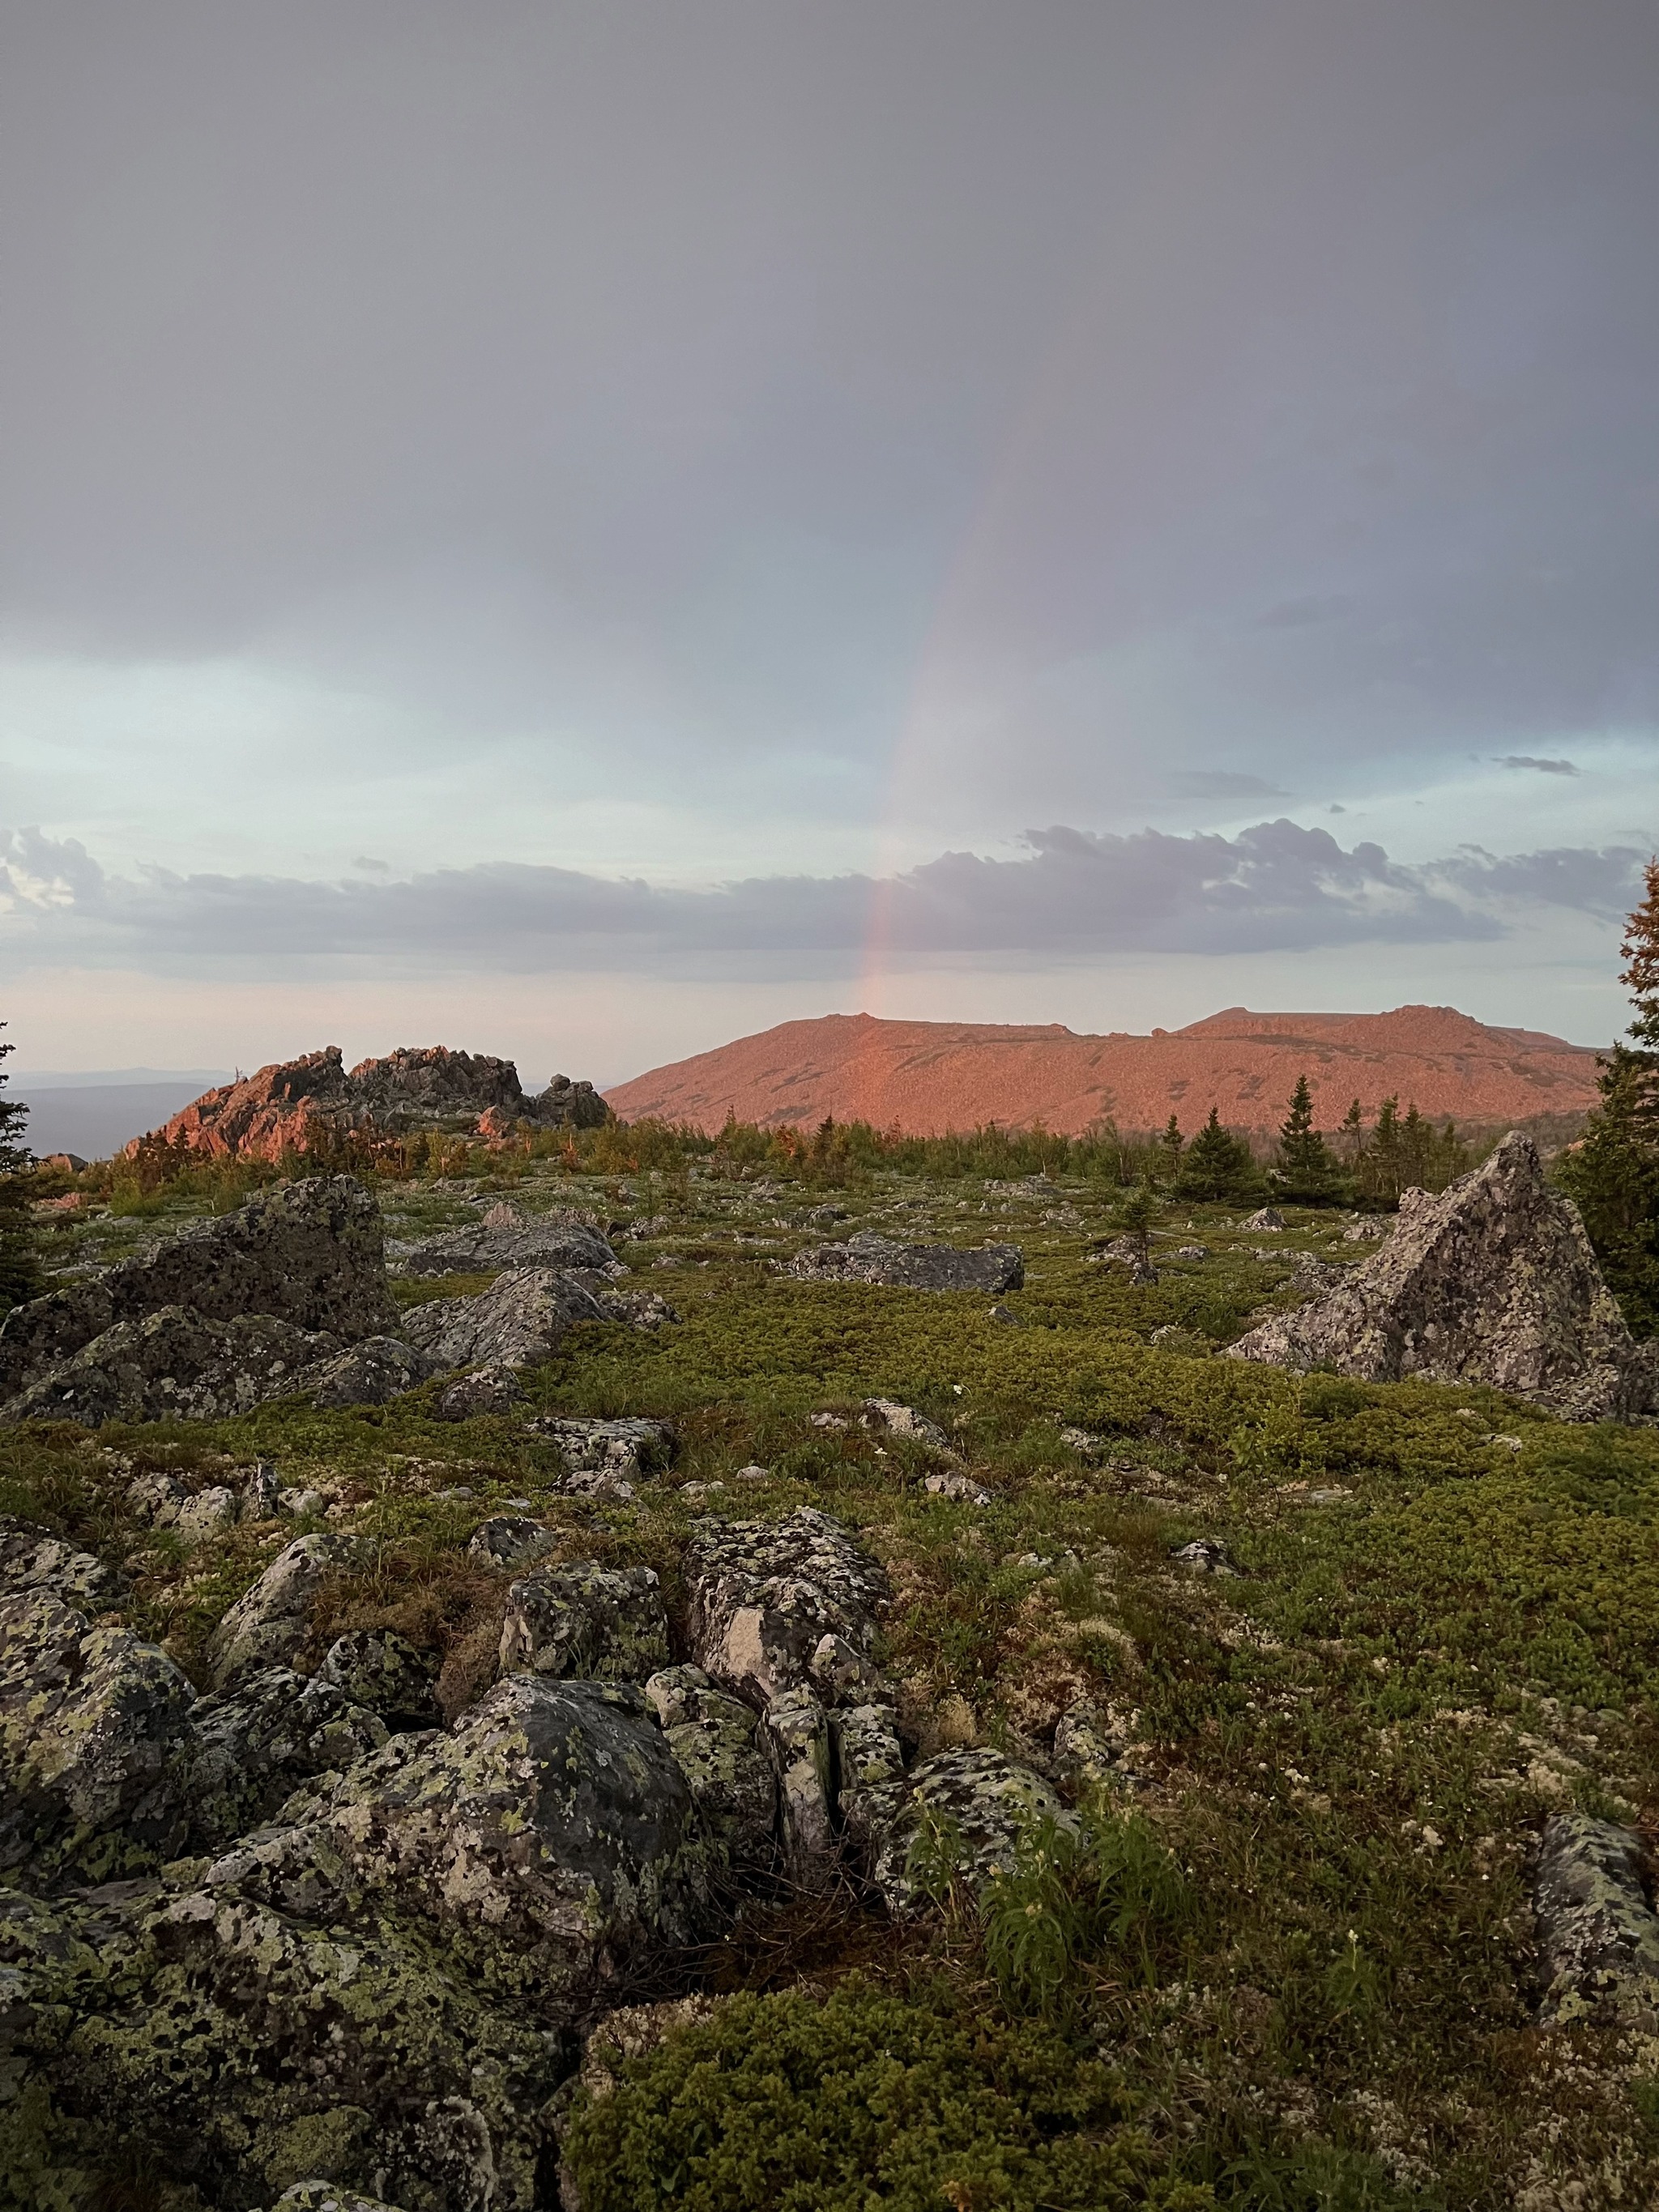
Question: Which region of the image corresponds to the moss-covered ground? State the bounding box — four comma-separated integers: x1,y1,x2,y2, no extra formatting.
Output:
6,1157,1658,2210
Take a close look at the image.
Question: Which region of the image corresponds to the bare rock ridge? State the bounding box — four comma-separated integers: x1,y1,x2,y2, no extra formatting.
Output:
1228,1132,1659,1421
137,1043,608,1162
0,1175,645,1426
604,1005,1602,1137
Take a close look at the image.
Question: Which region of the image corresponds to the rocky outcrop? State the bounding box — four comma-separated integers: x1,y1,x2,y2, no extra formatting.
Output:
1227,1133,1659,1420
467,1515,558,1572
0,1175,396,1403
294,1334,437,1409
2,1309,343,1426
0,1588,197,1884
644,1665,778,1873
532,1416,677,1487
314,1629,441,1729
1533,1812,1659,2024
399,1205,617,1279
0,1517,124,1610
135,1044,608,1163
207,1534,364,1690
788,1233,1024,1294
401,1268,606,1372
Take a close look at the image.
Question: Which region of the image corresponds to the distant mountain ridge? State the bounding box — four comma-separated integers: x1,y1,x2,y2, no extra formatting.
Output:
603,1006,1603,1137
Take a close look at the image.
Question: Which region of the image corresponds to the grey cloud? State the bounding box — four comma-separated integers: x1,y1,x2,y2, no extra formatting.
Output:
2,2,1657,824
1170,771,1291,802
5,818,1640,975
1492,755,1580,776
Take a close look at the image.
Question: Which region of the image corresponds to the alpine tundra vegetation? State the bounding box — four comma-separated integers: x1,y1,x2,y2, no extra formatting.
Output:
2,1058,1659,2212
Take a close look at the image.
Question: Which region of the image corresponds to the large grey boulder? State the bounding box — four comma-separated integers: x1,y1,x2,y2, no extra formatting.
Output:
0,1587,196,1882
0,1308,342,1427
208,1675,718,2004
789,1233,1023,1294
400,1206,616,1279
401,1268,605,1372
184,1665,389,1850
0,1174,396,1400
1534,1812,1659,2024
497,1563,669,1681
314,1629,441,1728
859,1746,1080,1916
1226,1133,1659,1421
207,1534,364,1691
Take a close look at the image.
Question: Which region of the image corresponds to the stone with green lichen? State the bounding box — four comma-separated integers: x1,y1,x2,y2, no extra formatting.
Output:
207,1533,365,1691
1533,1811,1659,2025
645,1665,776,1873
314,1630,441,1728
182,1667,389,1851
861,1746,1080,1916
497,1563,669,1681
0,1589,196,1886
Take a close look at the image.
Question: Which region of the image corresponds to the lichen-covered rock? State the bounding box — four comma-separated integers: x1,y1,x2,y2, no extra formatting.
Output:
532,1416,676,1486
467,1515,557,1573
684,1507,889,1712
433,1363,527,1421
296,1335,436,1409
833,1701,906,1856
1533,1812,1659,2024
210,1675,717,2002
1243,1207,1286,1232
645,1665,778,1873
860,1398,954,1451
0,1516,124,1609
0,1308,343,1428
498,1564,669,1681
789,1234,1023,1294
400,1209,617,1279
175,1483,241,1543
1052,1700,1128,1800
0,1174,396,1400
315,1630,442,1728
6,1865,565,2212
401,1268,605,1372
592,1288,680,1329
207,1534,365,1691
1227,1133,1659,1420
0,1588,196,1882
185,1666,390,1849
761,1696,836,1886
860,1747,1080,1915
267,2184,412,2212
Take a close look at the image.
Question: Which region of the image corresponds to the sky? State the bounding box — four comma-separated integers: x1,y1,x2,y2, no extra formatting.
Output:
1,0,1654,1088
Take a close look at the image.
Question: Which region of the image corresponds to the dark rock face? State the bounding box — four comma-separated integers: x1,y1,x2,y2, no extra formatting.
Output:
645,1665,778,1873
498,1564,670,1681
467,1515,557,1573
0,1588,197,1884
0,1516,125,1610
433,1363,527,1421
399,1207,616,1279
314,1630,442,1729
1226,1133,1659,1420
0,1175,396,1401
788,1232,1024,1294
684,1507,889,1714
1533,1812,1659,2024
401,1268,606,1372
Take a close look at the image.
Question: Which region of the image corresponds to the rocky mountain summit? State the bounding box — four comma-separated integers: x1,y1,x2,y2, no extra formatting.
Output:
136,1046,608,1162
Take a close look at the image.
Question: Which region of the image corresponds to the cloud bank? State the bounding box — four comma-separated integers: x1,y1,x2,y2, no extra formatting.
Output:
2,820,1644,977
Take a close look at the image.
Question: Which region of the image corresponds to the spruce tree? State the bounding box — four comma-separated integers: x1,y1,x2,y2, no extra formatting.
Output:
1154,1114,1183,1187
1272,1073,1343,1204
1558,858,1659,1332
1176,1106,1257,1201
0,1024,39,1313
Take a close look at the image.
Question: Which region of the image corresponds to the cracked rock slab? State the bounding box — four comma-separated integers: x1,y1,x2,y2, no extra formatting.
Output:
498,1563,669,1681
789,1234,1023,1294
402,1267,607,1373
684,1507,889,1712
859,1747,1080,1916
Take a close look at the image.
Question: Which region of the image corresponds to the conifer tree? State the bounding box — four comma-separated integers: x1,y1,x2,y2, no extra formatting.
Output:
1559,858,1659,1332
1153,1114,1183,1187
0,1024,39,1313
1176,1106,1257,1201
1272,1074,1343,1204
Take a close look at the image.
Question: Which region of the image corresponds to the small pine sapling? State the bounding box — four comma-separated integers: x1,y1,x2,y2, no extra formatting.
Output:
0,1022,40,1313
1272,1074,1344,1205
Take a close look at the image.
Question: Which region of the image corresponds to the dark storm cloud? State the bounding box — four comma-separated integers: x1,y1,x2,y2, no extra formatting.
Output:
2,0,1657,814
2,821,1640,973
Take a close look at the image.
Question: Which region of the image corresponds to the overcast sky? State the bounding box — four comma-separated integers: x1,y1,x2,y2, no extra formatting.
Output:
2,1,1654,1085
